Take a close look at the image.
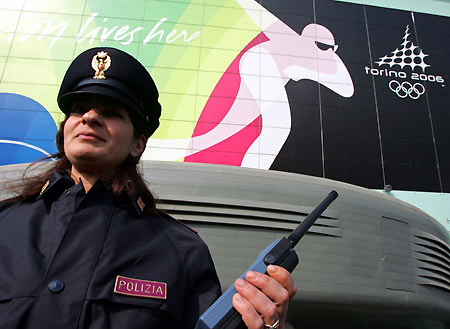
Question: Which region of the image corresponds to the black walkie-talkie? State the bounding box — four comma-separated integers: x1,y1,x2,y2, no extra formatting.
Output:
195,190,338,329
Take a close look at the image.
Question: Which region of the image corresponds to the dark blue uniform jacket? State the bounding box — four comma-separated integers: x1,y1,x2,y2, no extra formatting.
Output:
0,171,221,329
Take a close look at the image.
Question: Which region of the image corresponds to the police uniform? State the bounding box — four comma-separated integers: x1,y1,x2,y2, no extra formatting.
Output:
0,48,221,329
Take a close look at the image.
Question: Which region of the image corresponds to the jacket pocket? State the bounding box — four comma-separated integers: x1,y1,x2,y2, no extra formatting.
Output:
81,289,170,329
0,296,36,328
0,286,36,302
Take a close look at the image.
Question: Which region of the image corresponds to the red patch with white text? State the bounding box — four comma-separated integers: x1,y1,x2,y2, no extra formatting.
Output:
114,275,167,299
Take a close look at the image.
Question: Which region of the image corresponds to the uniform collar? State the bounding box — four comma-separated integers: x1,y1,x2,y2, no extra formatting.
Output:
36,170,76,201
37,170,146,216
122,193,146,216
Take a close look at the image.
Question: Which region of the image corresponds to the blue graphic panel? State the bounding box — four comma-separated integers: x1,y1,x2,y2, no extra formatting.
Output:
0,93,58,165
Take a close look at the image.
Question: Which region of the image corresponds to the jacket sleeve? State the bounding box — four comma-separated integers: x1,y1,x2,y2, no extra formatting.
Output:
160,212,222,328
183,234,222,329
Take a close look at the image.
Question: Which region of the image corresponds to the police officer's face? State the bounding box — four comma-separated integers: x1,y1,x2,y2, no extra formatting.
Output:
64,96,145,175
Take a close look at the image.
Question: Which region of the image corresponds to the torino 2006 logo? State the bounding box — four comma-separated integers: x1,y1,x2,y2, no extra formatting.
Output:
364,25,445,100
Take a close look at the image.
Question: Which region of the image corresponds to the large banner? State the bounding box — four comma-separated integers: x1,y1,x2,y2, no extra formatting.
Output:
0,0,449,193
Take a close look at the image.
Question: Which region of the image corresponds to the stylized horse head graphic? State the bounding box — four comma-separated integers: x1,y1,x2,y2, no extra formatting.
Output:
144,0,354,168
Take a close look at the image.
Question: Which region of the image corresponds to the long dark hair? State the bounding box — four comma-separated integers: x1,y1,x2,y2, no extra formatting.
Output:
3,117,157,214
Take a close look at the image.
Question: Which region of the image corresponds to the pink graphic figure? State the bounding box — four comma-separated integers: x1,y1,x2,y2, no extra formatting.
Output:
144,1,354,169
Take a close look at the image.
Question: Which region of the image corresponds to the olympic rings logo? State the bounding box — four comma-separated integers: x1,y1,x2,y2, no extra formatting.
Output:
389,80,425,99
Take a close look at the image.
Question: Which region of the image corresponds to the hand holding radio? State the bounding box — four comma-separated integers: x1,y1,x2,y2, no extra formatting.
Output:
195,191,338,329
232,265,297,329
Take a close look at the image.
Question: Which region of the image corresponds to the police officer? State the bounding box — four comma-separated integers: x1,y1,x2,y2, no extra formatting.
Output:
0,47,296,329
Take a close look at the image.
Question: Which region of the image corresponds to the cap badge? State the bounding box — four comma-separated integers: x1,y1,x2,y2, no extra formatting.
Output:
91,51,111,79
114,275,167,299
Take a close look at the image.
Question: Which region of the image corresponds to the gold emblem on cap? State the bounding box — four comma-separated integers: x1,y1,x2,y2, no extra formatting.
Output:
91,51,111,79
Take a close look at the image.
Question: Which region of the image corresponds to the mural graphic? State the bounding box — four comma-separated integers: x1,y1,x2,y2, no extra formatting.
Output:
0,93,57,165
0,0,449,196
144,0,354,169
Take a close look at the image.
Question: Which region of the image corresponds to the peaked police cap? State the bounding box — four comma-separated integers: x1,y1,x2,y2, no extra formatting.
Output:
57,47,161,137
